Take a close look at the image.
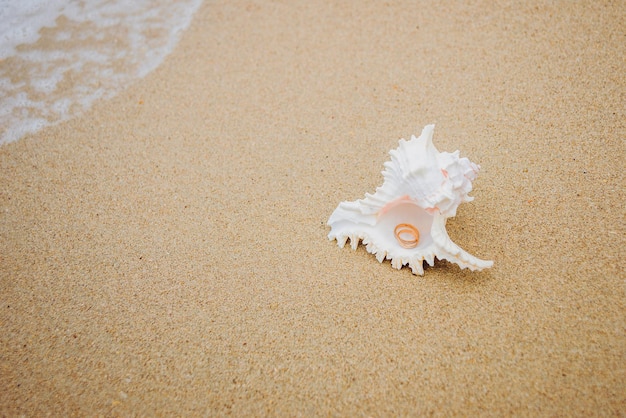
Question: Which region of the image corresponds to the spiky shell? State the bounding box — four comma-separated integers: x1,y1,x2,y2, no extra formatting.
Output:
327,125,493,275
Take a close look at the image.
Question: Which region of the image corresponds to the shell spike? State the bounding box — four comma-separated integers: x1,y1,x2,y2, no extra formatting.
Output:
349,235,360,250
335,234,348,248
409,260,425,276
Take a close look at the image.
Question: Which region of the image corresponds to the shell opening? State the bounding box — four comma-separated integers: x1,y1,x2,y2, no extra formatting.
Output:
394,223,420,249
377,201,434,252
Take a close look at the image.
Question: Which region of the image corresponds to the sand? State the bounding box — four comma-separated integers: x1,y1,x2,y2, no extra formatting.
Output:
1,0,624,415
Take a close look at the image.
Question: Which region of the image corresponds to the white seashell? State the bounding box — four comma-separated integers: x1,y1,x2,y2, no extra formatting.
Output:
328,125,493,275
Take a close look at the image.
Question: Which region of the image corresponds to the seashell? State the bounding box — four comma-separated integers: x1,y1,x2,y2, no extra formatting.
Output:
327,125,493,275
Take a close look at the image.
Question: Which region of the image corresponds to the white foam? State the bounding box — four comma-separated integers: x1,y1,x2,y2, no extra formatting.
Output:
0,1,67,60
0,0,203,145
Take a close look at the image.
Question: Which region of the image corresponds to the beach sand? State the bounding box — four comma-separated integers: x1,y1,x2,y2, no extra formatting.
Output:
1,0,624,415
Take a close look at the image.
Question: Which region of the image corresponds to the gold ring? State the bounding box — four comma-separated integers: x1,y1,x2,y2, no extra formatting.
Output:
394,223,420,249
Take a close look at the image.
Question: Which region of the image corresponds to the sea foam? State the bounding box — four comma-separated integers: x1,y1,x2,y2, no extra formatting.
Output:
0,0,203,145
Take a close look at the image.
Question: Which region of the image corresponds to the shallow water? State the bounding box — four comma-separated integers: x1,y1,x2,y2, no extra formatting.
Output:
0,0,203,145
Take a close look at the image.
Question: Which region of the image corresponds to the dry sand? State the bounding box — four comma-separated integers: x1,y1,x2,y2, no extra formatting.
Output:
1,0,624,415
